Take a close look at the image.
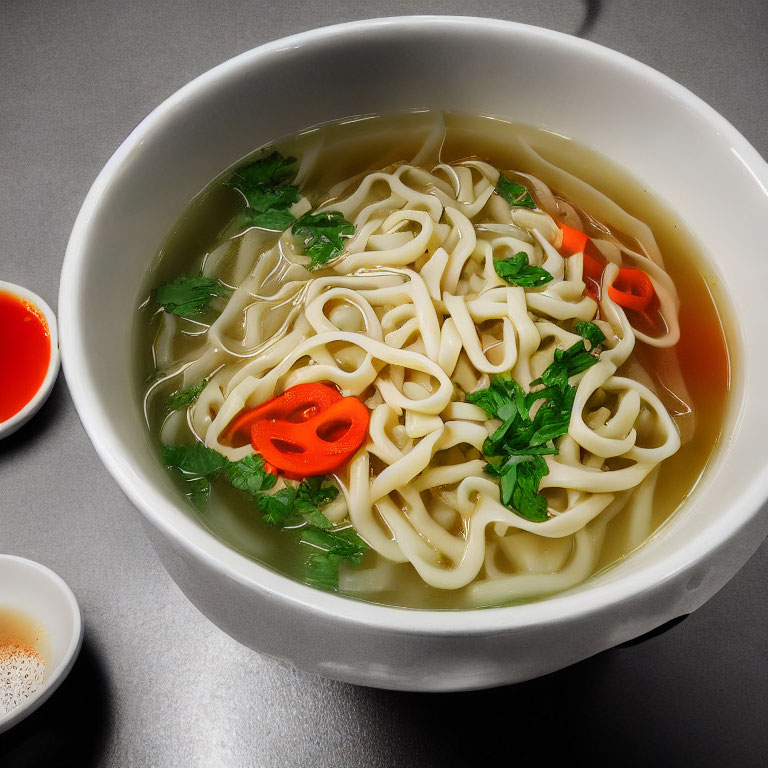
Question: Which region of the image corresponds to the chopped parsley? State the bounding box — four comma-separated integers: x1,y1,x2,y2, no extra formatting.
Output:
530,340,600,392
301,526,368,591
494,252,553,289
230,151,298,189
161,442,230,478
496,174,536,209
161,443,363,591
167,378,208,411
226,151,301,233
292,211,355,269
575,321,606,350
230,206,299,233
155,276,232,317
225,453,278,495
468,338,602,522
223,151,356,267
252,474,364,590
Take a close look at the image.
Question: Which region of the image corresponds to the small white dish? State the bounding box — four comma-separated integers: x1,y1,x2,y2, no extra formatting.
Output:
0,281,60,440
0,555,83,734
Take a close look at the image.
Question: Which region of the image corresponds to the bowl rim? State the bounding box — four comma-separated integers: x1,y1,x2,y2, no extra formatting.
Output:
60,15,768,635
0,281,60,440
0,555,83,734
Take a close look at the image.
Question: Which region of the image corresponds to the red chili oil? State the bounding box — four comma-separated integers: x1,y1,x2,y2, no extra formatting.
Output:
0,291,51,422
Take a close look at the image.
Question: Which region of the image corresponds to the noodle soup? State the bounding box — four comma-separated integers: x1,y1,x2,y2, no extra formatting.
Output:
136,112,729,609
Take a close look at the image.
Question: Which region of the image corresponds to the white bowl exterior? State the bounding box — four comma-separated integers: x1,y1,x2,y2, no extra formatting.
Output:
60,17,768,690
0,556,83,732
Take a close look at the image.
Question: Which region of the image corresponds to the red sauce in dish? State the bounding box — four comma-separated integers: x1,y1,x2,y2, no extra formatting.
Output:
0,291,51,422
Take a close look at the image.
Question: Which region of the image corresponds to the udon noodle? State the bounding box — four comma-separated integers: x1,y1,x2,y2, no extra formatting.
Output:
139,112,728,608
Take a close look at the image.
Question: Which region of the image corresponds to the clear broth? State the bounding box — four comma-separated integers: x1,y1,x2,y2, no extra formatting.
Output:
136,112,731,609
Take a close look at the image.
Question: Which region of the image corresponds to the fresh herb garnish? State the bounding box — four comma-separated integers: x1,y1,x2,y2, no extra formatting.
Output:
575,321,606,350
496,174,536,209
167,379,208,411
161,442,230,478
231,206,299,232
253,476,340,528
230,151,298,189
161,442,230,502
485,455,550,522
468,338,602,522
294,476,340,519
292,211,355,269
155,277,232,317
161,443,276,505
226,151,301,233
530,340,599,392
253,475,361,589
224,152,356,265
301,526,368,591
161,442,360,590
225,453,278,494
466,374,528,421
494,252,553,289
254,488,301,526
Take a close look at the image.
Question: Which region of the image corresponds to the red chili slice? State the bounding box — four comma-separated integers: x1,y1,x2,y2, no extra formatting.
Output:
557,222,605,300
251,396,369,477
607,267,656,312
224,383,342,447
557,221,589,256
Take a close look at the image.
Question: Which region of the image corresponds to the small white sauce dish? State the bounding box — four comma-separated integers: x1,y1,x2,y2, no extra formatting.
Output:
0,555,83,734
0,281,60,440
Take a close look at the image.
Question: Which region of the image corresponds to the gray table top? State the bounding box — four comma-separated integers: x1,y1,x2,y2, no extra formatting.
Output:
2,1,767,765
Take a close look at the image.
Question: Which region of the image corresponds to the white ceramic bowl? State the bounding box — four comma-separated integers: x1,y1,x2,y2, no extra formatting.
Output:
60,17,768,691
0,556,83,733
0,281,60,440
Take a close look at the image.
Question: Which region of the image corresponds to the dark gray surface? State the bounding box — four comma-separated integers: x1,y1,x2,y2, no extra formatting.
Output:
1,1,767,765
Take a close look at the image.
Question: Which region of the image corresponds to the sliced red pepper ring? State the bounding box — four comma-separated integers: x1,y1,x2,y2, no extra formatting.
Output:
607,267,656,313
557,222,605,300
557,221,589,256
224,383,342,447
251,396,369,477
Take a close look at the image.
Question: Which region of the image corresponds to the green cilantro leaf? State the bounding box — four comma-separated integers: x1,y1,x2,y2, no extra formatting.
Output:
305,552,345,591
236,182,300,215
496,174,536,209
254,488,303,527
467,374,526,420
155,277,232,317
575,321,606,350
160,437,357,591
509,456,550,522
185,476,212,508
228,206,298,233
225,151,301,235
494,252,553,289
252,476,339,530
230,151,298,190
161,442,229,478
167,379,208,411
225,454,277,494
300,525,368,561
470,337,604,522
292,211,355,269
295,477,339,513
531,341,599,392
301,508,334,529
